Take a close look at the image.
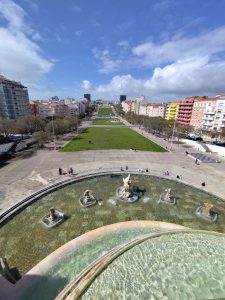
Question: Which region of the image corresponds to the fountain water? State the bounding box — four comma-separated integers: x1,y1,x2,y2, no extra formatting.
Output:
157,188,176,204
196,202,218,222
41,207,65,228
79,190,97,207
116,174,140,202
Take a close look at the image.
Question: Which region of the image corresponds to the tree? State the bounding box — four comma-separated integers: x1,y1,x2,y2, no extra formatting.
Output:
46,118,67,136
33,131,49,148
125,112,136,124
219,128,225,141
15,116,45,135
0,119,15,136
63,116,79,131
113,103,124,116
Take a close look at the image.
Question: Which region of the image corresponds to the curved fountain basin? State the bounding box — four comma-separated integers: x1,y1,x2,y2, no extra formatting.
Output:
1,174,225,277
5,221,187,300
81,231,225,300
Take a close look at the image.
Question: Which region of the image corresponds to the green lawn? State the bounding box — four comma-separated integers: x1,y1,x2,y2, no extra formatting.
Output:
92,118,124,125
61,128,167,152
98,107,114,115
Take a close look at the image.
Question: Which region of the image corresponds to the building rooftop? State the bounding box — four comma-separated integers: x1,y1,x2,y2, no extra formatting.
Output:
0,75,26,88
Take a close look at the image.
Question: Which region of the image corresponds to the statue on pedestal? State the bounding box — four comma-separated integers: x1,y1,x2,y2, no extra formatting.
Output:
49,208,56,221
41,207,65,228
79,190,97,207
196,202,218,222
116,174,139,202
122,174,131,198
158,188,176,204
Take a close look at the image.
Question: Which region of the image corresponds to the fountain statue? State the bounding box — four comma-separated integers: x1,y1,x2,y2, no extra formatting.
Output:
49,208,56,221
116,174,140,202
122,174,131,198
79,190,97,207
157,188,176,204
41,207,65,228
196,202,218,222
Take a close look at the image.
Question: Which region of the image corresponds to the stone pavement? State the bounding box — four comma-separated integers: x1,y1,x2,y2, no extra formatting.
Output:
0,119,225,215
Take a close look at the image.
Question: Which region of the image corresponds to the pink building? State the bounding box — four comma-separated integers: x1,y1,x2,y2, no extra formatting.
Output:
177,97,196,126
122,101,132,113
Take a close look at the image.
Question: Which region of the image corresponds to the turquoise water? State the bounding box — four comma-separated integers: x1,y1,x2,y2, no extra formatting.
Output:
19,227,162,300
81,232,225,300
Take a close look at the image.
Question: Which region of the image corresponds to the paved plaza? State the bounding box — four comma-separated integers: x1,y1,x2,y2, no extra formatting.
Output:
0,120,225,214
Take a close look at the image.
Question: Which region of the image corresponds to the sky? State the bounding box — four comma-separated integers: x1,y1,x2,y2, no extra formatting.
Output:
1,0,225,101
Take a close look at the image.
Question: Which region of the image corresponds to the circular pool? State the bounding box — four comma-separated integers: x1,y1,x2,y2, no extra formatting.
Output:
1,173,224,276
80,231,225,300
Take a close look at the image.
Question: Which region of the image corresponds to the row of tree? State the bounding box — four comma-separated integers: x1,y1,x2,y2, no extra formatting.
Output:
0,115,80,147
125,112,225,141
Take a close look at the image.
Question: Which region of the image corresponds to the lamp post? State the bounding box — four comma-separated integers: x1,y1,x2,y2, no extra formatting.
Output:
51,114,56,151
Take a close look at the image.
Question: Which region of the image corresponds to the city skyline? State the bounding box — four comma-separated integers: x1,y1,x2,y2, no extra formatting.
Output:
1,0,225,100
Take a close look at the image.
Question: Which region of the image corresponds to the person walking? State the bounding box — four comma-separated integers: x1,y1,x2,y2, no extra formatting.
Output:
59,168,62,175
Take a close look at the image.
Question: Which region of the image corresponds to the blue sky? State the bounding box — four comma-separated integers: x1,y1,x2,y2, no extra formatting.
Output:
1,0,225,101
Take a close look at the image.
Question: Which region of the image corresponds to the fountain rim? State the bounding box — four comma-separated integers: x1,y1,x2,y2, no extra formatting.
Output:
56,228,225,300
1,168,224,226
6,221,225,300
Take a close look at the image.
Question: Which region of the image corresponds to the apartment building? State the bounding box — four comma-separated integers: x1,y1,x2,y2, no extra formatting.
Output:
0,75,31,120
211,98,225,131
177,97,195,126
122,101,132,113
190,97,217,129
131,101,136,113
165,101,181,121
140,104,165,117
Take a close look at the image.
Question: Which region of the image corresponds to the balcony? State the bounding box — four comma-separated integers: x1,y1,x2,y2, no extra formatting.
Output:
204,111,215,115
178,110,192,114
177,116,190,121
202,117,214,121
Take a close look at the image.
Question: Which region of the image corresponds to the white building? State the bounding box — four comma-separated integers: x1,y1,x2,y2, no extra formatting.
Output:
139,104,165,117
212,98,225,131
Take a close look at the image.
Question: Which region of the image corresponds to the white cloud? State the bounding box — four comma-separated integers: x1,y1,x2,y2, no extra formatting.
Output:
132,26,225,66
0,0,53,84
96,75,143,95
93,56,225,99
92,48,121,74
82,80,91,91
92,26,225,99
145,56,225,95
94,26,225,74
